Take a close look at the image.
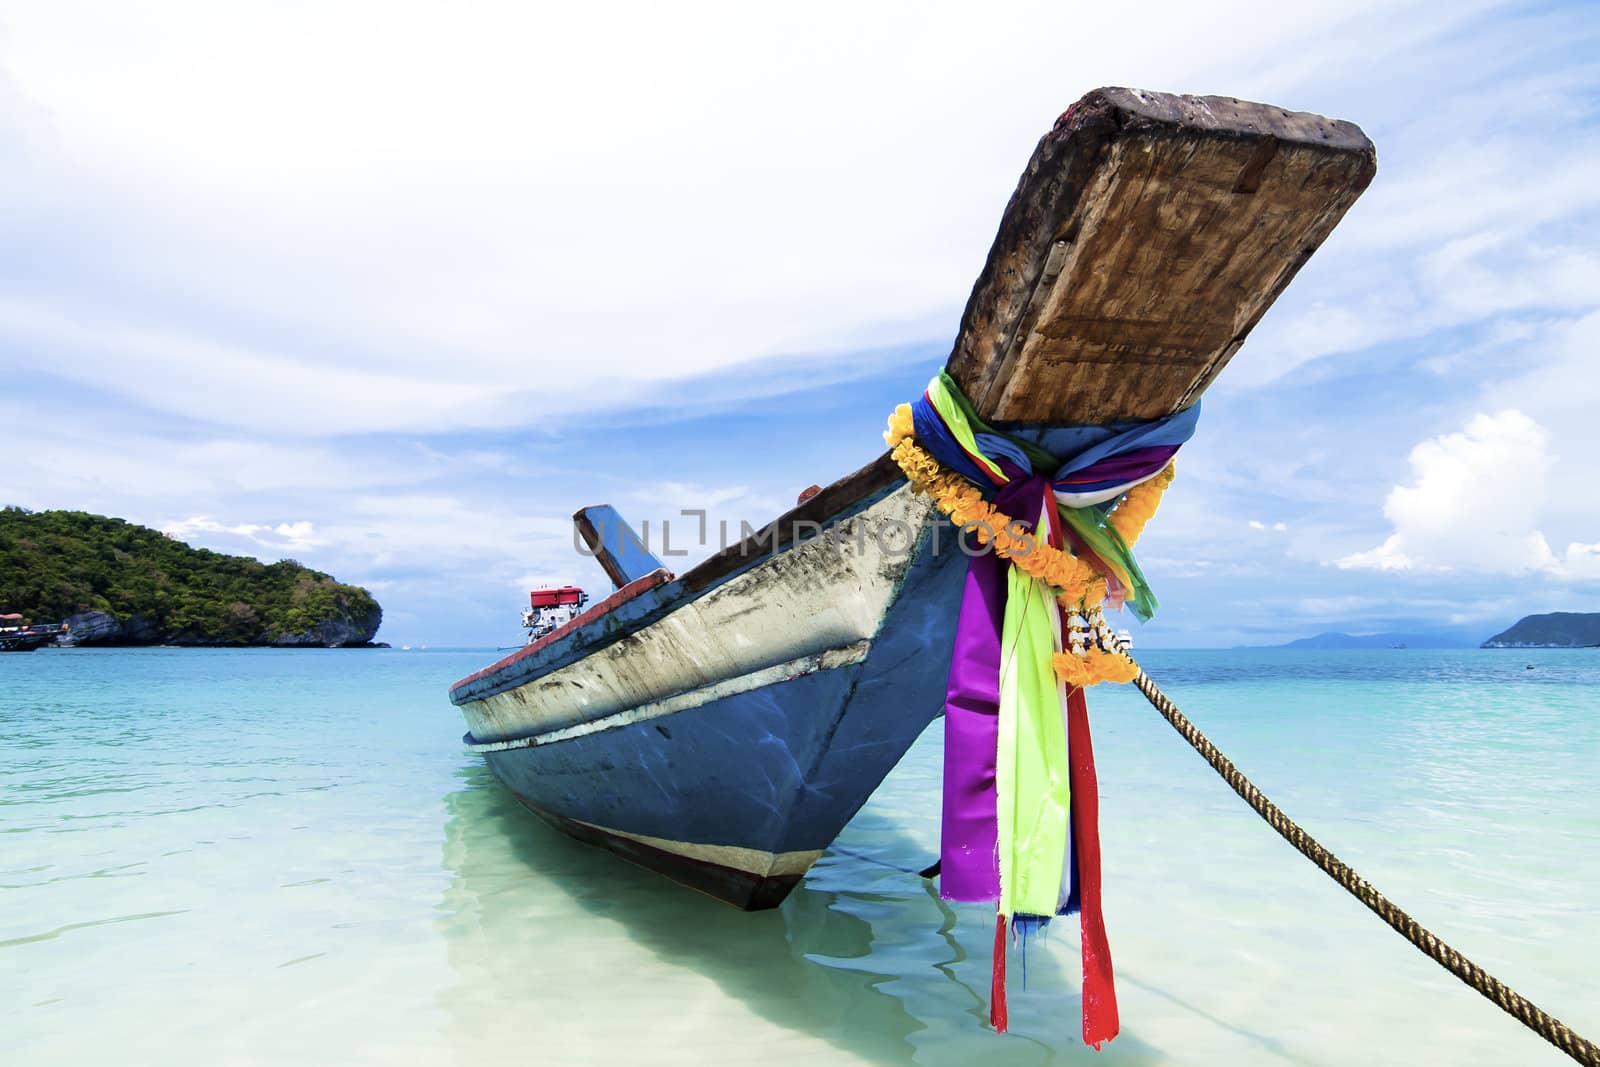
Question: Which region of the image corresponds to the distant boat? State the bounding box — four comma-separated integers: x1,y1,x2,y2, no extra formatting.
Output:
448,87,1375,908
0,614,63,652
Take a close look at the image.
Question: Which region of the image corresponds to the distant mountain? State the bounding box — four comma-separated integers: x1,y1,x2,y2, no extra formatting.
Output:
1482,613,1600,649
1250,631,1477,650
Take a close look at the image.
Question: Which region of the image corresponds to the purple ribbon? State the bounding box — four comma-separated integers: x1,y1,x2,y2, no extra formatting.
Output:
939,546,1007,900
939,475,1055,900
1054,444,1180,492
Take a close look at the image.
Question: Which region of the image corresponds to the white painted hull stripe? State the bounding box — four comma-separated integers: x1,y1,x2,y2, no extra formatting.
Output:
565,814,825,878
463,639,871,753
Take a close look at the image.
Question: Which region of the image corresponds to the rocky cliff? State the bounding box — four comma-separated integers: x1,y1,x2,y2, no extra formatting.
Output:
56,607,383,648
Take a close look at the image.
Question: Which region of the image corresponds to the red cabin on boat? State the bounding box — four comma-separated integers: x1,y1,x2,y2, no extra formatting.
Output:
529,586,586,609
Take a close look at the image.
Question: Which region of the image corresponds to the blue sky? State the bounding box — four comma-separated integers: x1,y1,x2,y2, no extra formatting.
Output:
3,1,1598,647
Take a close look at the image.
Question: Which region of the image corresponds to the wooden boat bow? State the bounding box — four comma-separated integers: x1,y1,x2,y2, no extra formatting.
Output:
945,87,1375,423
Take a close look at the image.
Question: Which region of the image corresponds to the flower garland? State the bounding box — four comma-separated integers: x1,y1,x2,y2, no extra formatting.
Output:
885,403,1174,687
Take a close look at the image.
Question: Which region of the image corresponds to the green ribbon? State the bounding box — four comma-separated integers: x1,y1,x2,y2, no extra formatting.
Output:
930,371,1058,472
996,564,1073,919
1057,506,1158,621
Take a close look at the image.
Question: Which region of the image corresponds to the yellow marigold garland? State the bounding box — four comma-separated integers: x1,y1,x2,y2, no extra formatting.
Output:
885,403,1174,687
1105,462,1175,544
1053,648,1139,687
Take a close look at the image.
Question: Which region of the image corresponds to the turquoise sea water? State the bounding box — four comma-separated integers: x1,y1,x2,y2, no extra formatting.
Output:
3,647,1597,1065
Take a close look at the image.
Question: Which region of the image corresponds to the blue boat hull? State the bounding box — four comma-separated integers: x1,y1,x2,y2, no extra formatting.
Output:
457,489,967,908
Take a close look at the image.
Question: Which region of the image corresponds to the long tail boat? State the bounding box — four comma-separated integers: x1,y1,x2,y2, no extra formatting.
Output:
449,87,1375,911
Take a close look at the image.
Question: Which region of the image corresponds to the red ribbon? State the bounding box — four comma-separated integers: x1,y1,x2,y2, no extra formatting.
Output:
1067,685,1120,1047
991,913,1010,1032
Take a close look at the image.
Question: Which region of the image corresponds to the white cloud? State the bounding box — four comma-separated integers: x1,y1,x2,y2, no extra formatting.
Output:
1493,310,1600,506
0,297,506,436
162,516,324,555
162,494,580,587
1295,595,1389,619
1220,36,1600,391
1561,543,1600,581
0,0,1471,435
1336,410,1564,574
0,397,458,516
272,521,319,546
161,517,263,541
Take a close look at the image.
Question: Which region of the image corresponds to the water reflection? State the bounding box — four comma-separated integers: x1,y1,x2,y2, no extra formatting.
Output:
436,764,923,1063
435,763,1166,1065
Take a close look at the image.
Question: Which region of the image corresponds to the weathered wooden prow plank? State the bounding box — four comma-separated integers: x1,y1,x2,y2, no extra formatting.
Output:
945,87,1376,423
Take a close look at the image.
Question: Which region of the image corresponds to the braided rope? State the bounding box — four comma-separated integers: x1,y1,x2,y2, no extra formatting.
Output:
1117,652,1598,1065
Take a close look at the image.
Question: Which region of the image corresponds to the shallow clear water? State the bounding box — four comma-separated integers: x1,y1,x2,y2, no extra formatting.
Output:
3,647,1597,1065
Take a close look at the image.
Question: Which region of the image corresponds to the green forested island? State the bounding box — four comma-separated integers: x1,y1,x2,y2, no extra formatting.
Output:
0,507,382,647
1482,612,1600,648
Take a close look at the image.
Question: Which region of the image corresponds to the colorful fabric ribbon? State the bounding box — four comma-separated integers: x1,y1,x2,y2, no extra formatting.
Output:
911,373,1196,621
917,373,1196,1046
